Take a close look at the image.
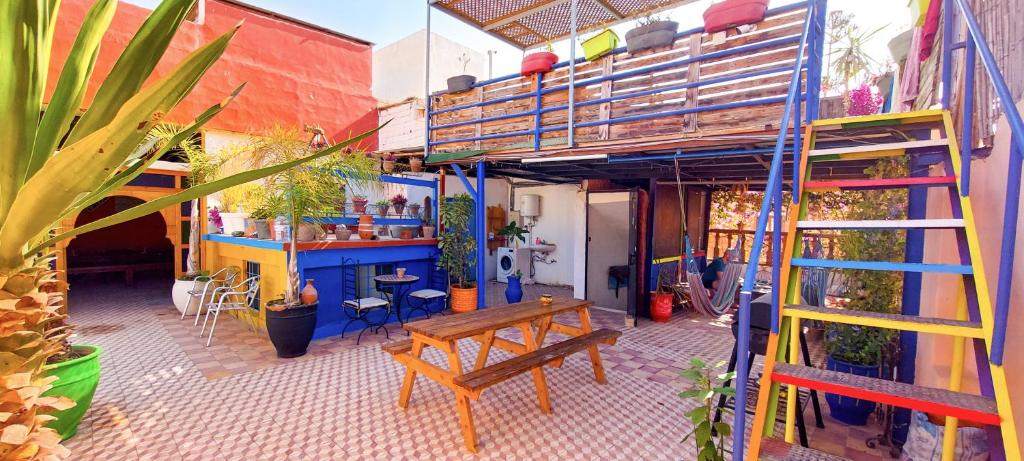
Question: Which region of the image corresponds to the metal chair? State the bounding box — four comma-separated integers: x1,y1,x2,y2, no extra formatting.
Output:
184,266,241,323
200,275,260,347
340,259,391,344
405,258,449,320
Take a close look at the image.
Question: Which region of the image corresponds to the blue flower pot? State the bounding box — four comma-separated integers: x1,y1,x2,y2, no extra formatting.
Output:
505,276,523,304
825,356,880,425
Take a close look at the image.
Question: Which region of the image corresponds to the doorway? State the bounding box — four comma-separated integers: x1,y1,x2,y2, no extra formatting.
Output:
585,191,635,311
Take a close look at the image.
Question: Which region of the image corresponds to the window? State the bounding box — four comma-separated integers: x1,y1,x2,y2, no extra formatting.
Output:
245,260,261,310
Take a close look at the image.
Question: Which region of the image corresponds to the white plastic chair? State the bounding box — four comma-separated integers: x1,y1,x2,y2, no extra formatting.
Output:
183,267,240,323
200,275,260,347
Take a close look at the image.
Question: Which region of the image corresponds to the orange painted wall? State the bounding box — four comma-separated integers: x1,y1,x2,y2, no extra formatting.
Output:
917,102,1024,444
50,0,378,149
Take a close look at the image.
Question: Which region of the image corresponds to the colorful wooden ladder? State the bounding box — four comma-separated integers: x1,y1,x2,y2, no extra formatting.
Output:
746,110,1021,460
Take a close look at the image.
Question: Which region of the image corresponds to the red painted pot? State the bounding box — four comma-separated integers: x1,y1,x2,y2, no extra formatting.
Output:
703,0,769,33
650,292,674,322
521,52,558,77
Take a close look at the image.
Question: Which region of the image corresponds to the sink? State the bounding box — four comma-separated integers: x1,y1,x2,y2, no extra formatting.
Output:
523,244,556,253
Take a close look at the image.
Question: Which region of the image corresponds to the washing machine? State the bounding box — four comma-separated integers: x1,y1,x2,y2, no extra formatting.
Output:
497,247,515,283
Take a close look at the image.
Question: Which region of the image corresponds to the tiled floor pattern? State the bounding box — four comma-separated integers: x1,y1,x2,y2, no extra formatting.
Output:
63,278,890,460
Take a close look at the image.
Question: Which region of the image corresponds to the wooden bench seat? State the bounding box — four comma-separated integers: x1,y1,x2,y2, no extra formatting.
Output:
453,328,621,394
382,339,414,355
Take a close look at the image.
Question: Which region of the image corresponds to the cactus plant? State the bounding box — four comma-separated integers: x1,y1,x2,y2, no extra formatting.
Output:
0,0,381,457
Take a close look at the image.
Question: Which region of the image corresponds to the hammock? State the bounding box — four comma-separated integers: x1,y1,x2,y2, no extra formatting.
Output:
682,238,745,316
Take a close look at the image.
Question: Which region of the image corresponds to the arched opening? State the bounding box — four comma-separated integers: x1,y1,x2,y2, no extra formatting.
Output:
66,196,175,288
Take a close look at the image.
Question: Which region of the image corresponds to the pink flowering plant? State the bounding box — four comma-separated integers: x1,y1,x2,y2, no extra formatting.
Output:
846,82,882,116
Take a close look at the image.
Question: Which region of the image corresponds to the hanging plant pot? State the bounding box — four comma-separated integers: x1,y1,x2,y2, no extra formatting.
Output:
824,355,880,425
266,302,318,358
521,51,558,76
408,203,421,217
703,0,769,34
625,20,679,53
582,29,620,61
447,75,476,93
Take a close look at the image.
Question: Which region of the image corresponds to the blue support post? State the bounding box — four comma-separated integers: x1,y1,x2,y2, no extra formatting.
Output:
941,0,954,108
476,161,487,308
961,38,976,196
894,156,928,443
534,72,543,151
770,188,782,334
450,164,478,202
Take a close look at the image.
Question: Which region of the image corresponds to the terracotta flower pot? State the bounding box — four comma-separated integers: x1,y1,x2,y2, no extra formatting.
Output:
450,284,478,313
377,205,389,218
408,204,421,217
393,204,406,216
382,160,395,174
300,279,318,304
352,198,368,213
357,214,374,240
400,228,413,239
296,223,318,241
335,228,353,241
422,225,436,238
410,157,423,172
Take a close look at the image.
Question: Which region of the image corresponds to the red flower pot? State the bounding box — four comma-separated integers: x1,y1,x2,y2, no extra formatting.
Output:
521,52,558,77
703,0,769,34
650,292,674,322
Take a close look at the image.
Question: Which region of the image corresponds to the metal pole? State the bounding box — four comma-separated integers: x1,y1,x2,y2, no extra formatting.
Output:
487,50,497,79
423,1,433,160
940,0,953,108
961,38,976,196
476,160,487,308
568,0,578,147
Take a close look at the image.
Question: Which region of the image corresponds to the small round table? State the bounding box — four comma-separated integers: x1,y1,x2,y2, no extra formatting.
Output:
373,274,420,324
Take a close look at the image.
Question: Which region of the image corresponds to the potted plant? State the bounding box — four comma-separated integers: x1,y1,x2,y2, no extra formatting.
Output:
391,193,408,216
625,13,679,53
382,152,396,174
408,202,422,218
218,182,259,234
421,212,436,238
521,42,558,76
438,193,478,312
375,199,391,218
447,52,477,93
208,206,223,234
248,198,277,239
352,194,369,213
497,220,528,248
703,0,769,34
679,358,735,461
650,265,674,322
249,128,378,358
0,0,383,453
505,270,524,304
409,156,424,173
824,324,890,425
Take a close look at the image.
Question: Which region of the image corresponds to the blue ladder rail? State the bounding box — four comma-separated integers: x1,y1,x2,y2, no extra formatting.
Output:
942,0,1024,366
732,1,825,460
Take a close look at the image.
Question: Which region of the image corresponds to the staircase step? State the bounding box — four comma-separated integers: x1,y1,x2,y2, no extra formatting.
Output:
811,109,946,130
796,219,964,230
761,438,850,461
783,304,984,338
790,258,973,274
803,176,957,192
807,139,949,161
772,363,1000,425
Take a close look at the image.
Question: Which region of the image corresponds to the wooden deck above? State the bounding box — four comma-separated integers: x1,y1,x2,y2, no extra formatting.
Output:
427,2,817,166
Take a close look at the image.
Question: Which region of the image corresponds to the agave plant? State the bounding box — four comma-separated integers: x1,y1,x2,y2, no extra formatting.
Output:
0,0,379,458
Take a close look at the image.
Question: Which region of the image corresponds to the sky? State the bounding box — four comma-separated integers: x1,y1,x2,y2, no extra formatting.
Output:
122,0,911,79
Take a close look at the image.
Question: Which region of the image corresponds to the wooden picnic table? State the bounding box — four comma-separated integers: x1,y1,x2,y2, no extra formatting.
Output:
383,298,621,453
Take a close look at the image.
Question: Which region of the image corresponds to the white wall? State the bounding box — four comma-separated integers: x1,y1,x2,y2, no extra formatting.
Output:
509,183,585,287
378,98,425,151
372,30,487,105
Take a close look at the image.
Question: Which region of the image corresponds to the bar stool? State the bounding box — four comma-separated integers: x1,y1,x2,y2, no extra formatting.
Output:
713,292,824,447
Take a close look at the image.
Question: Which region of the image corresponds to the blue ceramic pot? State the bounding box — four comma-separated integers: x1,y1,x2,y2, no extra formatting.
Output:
505,276,523,304
825,355,880,425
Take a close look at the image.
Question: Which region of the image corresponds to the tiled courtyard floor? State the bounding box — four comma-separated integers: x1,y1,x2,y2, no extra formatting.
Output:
61,277,891,460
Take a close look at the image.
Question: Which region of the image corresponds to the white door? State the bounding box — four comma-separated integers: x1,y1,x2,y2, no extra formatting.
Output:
586,192,631,311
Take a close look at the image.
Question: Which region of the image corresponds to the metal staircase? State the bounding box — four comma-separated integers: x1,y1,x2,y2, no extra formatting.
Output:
745,111,1020,460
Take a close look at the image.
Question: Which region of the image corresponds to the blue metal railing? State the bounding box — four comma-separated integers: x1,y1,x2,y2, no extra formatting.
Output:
732,1,823,459
427,2,814,150
941,0,1024,366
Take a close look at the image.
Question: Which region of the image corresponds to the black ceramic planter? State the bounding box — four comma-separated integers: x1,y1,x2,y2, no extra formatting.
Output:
266,302,318,358
447,74,476,93
625,20,679,53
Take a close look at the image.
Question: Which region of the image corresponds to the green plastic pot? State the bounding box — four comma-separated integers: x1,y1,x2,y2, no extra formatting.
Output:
582,29,620,61
42,345,102,440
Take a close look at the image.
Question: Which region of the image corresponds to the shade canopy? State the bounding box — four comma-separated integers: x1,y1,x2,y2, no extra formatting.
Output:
432,0,699,49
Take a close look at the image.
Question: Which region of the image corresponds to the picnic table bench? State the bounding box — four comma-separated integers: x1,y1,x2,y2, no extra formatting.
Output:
383,298,621,453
